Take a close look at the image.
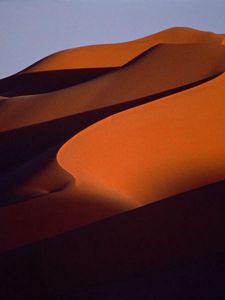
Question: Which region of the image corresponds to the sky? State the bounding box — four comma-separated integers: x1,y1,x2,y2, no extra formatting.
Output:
0,0,225,79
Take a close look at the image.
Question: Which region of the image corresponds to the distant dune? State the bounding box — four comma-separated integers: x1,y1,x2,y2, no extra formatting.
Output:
0,27,225,299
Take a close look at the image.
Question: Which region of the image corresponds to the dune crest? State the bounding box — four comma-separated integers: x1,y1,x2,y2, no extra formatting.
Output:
17,27,225,73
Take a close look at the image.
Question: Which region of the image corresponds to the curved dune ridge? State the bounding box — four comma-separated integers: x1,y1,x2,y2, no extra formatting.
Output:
57,73,225,204
1,27,225,298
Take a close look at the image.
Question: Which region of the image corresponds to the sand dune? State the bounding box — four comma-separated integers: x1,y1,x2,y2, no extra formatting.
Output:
58,73,225,204
15,27,225,72
0,27,225,299
1,42,224,129
0,27,223,97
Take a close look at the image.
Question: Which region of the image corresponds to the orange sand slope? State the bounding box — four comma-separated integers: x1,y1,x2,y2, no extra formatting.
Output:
58,73,225,204
0,27,225,299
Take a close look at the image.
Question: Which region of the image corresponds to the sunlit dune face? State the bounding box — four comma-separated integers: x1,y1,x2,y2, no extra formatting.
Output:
58,74,225,204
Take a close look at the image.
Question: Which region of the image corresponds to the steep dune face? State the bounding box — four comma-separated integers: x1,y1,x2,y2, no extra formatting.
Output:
0,27,225,299
58,73,225,204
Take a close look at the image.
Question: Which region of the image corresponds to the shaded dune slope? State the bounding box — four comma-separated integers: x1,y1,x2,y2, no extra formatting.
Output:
0,27,225,299
0,67,118,96
1,180,225,299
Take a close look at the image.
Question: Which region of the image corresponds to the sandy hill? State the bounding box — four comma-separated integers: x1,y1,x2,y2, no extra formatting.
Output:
0,27,225,299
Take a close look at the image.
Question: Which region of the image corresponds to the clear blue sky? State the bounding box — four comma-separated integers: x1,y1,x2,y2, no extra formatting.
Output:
0,0,224,79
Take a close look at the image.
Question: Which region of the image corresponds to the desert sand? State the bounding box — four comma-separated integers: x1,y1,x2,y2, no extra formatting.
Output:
0,27,225,299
